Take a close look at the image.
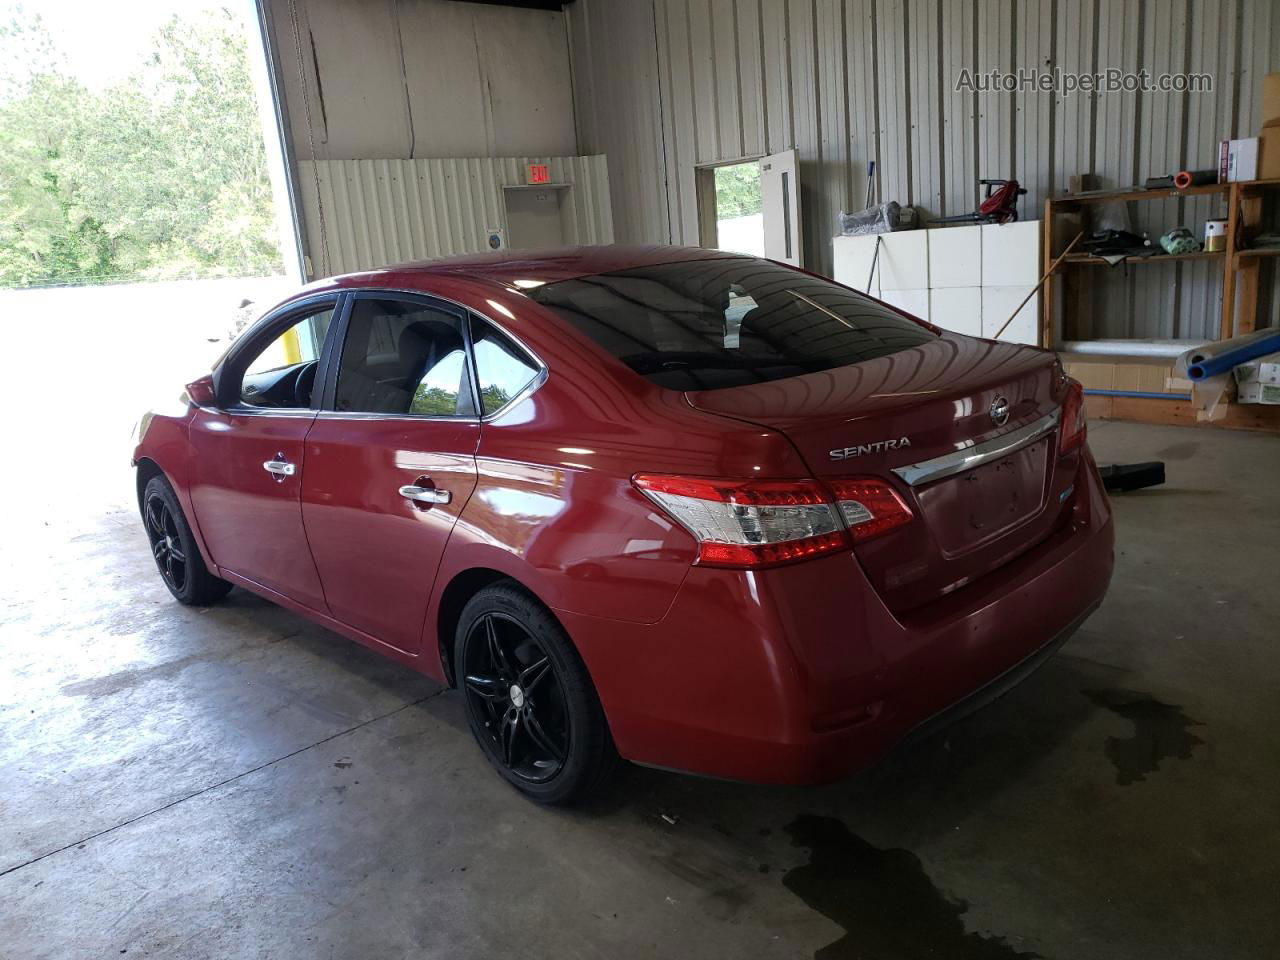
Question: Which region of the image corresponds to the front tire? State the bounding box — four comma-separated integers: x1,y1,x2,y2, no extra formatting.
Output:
141,474,232,606
456,583,618,804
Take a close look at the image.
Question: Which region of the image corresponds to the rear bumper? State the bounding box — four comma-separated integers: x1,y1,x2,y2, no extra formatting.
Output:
560,453,1114,784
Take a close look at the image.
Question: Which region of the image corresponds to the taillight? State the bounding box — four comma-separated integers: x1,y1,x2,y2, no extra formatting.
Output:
829,478,913,544
632,475,846,568
1059,377,1087,454
632,474,913,568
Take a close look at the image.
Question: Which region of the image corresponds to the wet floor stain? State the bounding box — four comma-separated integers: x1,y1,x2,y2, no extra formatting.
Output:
1154,440,1200,461
782,815,1042,959
1084,689,1205,785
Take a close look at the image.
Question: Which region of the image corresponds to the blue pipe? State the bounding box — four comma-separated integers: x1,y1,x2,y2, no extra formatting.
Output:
1186,331,1280,381
1084,389,1189,400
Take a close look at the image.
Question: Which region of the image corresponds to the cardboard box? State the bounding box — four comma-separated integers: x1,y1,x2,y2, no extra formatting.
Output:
1259,126,1280,181
1220,137,1259,182
1263,72,1280,129
1236,381,1280,405
1233,350,1280,386
1060,354,1183,397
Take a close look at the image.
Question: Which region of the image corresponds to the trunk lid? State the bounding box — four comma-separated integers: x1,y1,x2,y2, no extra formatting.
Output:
686,335,1078,613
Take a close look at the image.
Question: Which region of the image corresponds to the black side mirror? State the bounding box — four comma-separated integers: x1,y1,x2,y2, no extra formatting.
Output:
184,374,217,408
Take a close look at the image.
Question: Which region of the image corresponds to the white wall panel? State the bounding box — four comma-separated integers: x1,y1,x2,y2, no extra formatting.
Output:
296,156,613,278
568,0,1280,341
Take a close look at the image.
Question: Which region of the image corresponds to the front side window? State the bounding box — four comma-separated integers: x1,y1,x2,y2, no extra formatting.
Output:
334,298,472,416
470,316,540,415
528,257,937,391
239,305,334,408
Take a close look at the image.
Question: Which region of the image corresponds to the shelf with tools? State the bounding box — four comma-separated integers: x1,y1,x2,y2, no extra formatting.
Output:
1060,250,1225,266
1043,179,1280,434
1042,178,1280,349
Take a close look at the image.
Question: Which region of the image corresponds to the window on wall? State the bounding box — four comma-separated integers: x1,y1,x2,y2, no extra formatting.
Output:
334,299,474,417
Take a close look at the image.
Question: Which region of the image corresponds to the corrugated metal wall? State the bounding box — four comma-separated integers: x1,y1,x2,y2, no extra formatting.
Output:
296,156,614,277
265,0,577,161
569,0,1280,339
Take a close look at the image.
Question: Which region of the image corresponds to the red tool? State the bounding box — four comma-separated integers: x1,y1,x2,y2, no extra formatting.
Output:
930,178,1027,225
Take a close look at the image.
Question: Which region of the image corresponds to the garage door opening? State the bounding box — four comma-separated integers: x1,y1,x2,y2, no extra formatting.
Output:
0,1,297,507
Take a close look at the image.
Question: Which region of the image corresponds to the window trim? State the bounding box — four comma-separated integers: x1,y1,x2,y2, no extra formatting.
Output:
317,289,480,422
467,312,548,422
213,292,347,413
307,286,548,423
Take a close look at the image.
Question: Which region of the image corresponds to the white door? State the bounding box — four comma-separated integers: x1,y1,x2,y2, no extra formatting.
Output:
760,149,802,267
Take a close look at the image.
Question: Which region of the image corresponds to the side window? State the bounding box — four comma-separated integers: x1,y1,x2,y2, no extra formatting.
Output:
470,316,540,415
334,298,473,416
240,305,334,408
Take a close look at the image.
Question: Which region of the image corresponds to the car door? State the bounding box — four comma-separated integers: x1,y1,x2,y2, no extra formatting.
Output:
187,295,341,612
300,292,480,654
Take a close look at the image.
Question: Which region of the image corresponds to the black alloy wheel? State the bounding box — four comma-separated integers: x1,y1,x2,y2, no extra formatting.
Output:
462,612,570,783
456,584,618,803
144,493,187,594
140,474,232,606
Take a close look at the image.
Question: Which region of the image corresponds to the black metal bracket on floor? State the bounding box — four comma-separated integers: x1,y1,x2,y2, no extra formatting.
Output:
1098,461,1166,493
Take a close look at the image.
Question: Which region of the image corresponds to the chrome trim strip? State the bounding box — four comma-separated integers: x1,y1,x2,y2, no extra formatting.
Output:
891,410,1061,487
315,411,481,424
222,406,318,418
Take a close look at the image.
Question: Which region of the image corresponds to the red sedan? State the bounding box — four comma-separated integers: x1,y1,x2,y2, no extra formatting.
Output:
133,245,1112,803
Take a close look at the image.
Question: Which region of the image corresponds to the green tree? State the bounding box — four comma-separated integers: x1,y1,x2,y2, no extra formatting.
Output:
714,163,762,219
0,4,283,286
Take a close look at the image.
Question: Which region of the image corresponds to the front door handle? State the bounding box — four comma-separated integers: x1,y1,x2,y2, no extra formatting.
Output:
263,456,296,479
399,484,451,504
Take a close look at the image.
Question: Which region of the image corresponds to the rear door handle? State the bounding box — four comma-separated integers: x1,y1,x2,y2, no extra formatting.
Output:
399,484,451,504
263,457,296,478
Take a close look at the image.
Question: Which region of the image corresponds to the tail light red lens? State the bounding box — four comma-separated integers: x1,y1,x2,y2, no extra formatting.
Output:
632,475,846,568
632,474,913,568
1059,377,1087,454
828,478,913,544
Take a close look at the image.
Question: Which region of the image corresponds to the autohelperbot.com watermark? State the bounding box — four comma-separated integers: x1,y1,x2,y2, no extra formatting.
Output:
956,67,1213,97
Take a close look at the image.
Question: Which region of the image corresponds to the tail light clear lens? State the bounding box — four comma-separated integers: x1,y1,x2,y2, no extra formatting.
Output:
632,475,846,568
829,478,913,544
632,474,914,568
1059,377,1087,453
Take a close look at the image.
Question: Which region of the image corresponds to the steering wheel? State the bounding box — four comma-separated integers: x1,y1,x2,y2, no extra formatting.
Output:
294,361,318,407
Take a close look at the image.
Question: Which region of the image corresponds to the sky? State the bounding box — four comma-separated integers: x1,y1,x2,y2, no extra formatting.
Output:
10,0,253,90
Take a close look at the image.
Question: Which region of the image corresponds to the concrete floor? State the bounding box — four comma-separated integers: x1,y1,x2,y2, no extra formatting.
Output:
1,419,1277,960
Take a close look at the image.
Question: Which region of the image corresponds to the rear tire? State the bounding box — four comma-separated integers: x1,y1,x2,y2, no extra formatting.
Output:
141,474,232,606
456,583,619,804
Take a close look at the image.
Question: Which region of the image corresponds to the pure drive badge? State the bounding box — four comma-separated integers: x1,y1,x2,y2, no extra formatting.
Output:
829,437,912,461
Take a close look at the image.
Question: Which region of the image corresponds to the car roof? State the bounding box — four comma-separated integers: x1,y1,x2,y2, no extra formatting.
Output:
319,244,751,290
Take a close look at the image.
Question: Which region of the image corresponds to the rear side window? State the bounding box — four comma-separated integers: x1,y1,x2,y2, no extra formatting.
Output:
528,257,936,391
334,298,473,416
470,316,540,415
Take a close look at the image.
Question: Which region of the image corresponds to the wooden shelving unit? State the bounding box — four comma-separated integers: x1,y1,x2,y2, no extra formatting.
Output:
1042,178,1280,432
1042,178,1280,348
1060,250,1224,266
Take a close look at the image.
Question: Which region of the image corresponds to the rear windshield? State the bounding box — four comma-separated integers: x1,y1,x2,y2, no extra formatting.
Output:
528,257,937,391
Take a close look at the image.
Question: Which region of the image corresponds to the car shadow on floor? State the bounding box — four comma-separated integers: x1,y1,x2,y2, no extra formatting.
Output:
588,647,1121,833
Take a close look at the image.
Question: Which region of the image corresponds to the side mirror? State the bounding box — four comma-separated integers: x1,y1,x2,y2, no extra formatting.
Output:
184,374,217,408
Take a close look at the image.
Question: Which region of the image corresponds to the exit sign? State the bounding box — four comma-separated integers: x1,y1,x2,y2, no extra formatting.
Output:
526,163,551,184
